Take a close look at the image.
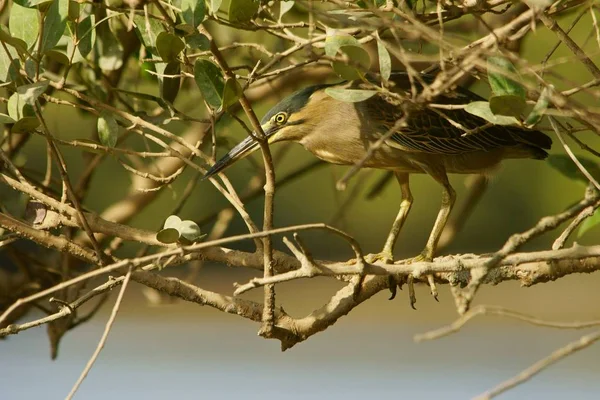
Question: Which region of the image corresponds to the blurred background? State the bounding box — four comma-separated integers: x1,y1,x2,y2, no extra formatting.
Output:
1,3,600,399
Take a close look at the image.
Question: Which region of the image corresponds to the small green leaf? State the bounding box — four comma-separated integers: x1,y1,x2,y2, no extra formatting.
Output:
181,0,205,28
97,21,123,70
209,0,223,13
0,25,28,53
179,220,203,241
487,56,526,99
548,154,600,184
97,111,118,147
11,117,40,133
325,33,360,57
228,0,259,23
157,61,181,104
9,3,39,50
40,0,68,53
156,228,180,244
133,14,164,52
156,32,185,62
331,45,370,80
76,15,95,58
17,81,49,105
194,59,224,108
525,85,552,127
489,94,526,118
324,88,377,102
0,113,16,123
222,77,242,109
0,45,20,83
578,209,600,239
8,92,36,120
164,215,182,229
185,33,210,50
279,1,294,19
376,38,391,82
464,101,519,126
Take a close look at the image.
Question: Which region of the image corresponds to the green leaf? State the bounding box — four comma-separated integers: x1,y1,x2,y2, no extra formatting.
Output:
228,0,259,23
487,56,526,99
40,0,68,53
222,77,242,109
185,33,210,50
578,209,600,239
8,92,36,120
13,0,53,7
331,44,370,80
17,81,49,105
279,1,294,19
156,228,180,244
97,21,123,70
325,33,360,57
194,59,224,108
9,3,39,50
12,117,40,133
464,101,519,126
0,44,20,83
76,15,95,58
181,0,205,28
97,111,119,147
525,85,552,127
0,113,16,123
0,25,28,53
157,61,181,104
163,215,182,229
376,38,391,82
548,154,600,184
209,0,223,13
156,32,185,62
179,220,203,241
324,88,377,102
133,14,163,52
489,94,526,118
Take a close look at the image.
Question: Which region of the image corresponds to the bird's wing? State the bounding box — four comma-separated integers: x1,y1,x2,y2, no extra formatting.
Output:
367,92,532,155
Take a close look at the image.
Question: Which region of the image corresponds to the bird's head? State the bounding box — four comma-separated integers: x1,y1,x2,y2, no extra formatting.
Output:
203,84,332,179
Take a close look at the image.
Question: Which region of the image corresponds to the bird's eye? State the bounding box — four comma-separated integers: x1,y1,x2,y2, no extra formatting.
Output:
274,112,287,124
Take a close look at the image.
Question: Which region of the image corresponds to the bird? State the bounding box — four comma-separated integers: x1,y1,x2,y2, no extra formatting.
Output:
203,73,552,307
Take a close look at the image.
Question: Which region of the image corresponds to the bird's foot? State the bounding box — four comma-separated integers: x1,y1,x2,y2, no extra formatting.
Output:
365,252,407,301
401,252,438,308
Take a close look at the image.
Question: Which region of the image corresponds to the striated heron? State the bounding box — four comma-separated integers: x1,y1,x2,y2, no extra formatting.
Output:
204,73,552,305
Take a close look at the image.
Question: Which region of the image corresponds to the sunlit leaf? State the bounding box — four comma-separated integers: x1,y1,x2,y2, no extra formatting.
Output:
179,220,203,241
324,88,377,102
133,14,164,52
97,111,119,147
487,56,526,99
40,0,68,53
164,215,182,229
7,92,36,120
331,45,370,80
180,0,205,28
194,59,224,108
489,94,526,118
209,0,223,13
156,32,185,62
547,154,600,184
464,101,519,126
0,44,20,83
228,0,259,23
525,85,552,127
222,77,242,109
376,38,391,82
578,209,600,239
325,33,360,57
279,1,294,19
9,3,39,50
17,81,49,105
0,25,28,53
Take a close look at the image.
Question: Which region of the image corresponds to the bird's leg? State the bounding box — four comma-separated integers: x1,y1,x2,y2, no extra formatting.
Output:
404,175,457,307
365,172,412,300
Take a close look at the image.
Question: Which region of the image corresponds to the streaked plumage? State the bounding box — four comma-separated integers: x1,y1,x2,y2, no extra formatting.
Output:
204,73,551,306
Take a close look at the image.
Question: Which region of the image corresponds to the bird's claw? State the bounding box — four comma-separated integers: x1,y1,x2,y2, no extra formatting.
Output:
401,252,439,307
365,252,401,300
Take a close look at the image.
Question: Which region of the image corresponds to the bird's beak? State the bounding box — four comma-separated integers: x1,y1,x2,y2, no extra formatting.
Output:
203,126,269,179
